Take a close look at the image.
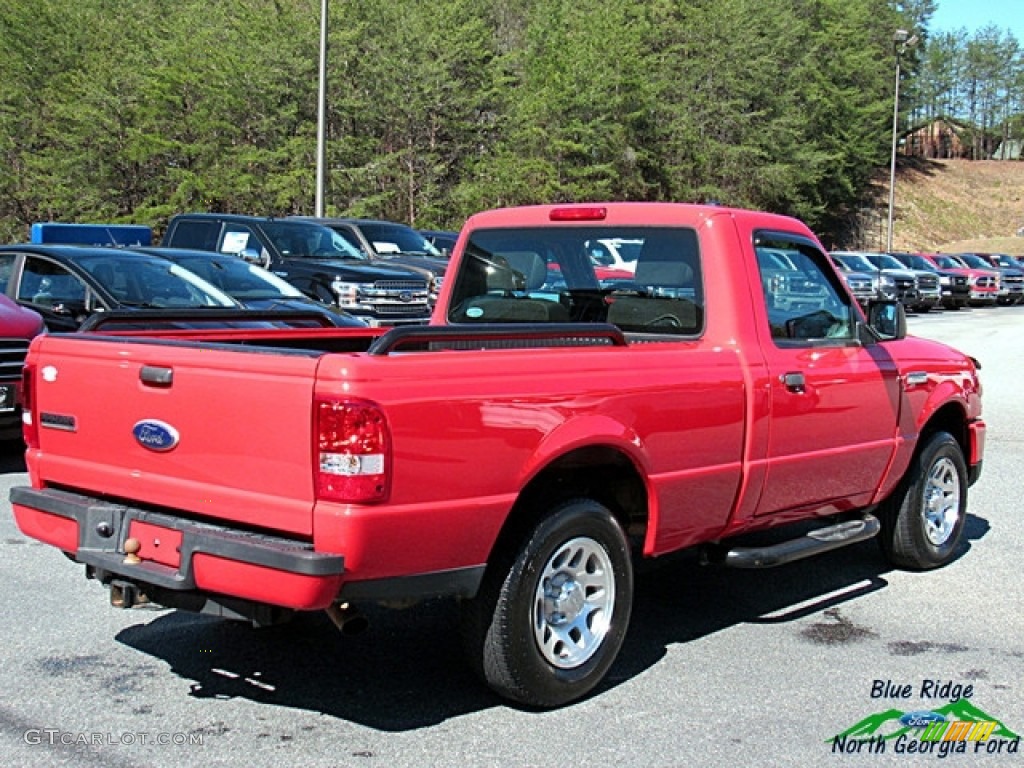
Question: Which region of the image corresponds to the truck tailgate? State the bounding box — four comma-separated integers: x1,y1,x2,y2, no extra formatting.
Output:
28,335,321,537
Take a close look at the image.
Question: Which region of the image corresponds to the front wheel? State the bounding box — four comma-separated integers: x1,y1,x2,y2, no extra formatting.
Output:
878,431,967,570
461,499,633,708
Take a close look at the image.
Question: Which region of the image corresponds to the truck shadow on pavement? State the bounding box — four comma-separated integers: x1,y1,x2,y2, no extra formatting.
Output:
115,513,989,731
0,441,27,474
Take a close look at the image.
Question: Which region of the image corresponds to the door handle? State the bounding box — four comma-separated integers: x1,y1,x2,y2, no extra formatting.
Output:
781,372,805,393
140,365,173,387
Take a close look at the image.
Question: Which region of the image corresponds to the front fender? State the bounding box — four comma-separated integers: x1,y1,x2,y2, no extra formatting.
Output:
872,366,978,505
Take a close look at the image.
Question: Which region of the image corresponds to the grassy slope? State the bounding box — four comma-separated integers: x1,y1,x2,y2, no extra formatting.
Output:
890,159,1024,255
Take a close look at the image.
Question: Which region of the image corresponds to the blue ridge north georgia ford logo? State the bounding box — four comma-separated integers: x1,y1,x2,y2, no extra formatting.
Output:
132,420,180,452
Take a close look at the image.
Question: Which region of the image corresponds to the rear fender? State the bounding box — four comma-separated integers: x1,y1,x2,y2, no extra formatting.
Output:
518,413,647,486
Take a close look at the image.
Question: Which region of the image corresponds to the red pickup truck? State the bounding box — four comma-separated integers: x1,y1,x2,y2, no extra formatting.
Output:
10,202,985,707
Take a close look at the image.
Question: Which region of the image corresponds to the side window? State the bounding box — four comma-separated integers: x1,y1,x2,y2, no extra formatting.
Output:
19,257,87,308
333,228,364,254
0,253,15,293
755,234,854,343
167,219,220,250
221,224,260,255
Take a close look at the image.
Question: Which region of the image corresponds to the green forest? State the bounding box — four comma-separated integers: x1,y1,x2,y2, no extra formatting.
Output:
1,0,1021,245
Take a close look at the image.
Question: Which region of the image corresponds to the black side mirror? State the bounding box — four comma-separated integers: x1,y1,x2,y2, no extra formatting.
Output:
865,300,906,340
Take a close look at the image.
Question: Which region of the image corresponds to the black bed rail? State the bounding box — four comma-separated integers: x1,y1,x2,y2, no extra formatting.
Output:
77,308,342,333
366,322,627,355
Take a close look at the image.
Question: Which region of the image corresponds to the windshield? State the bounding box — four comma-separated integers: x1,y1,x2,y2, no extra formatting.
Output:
869,254,907,270
833,252,875,271
360,222,443,257
957,254,993,269
933,255,964,269
896,254,937,271
262,221,365,260
77,254,238,307
171,256,306,300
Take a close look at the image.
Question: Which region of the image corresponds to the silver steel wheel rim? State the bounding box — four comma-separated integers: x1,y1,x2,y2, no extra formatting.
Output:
532,536,615,669
923,456,961,546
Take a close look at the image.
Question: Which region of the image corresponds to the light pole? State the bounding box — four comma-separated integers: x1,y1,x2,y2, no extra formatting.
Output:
315,0,329,217
886,28,918,252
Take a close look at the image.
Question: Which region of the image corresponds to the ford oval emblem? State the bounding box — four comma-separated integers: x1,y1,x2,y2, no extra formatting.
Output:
399,291,413,302
132,420,180,452
899,711,946,728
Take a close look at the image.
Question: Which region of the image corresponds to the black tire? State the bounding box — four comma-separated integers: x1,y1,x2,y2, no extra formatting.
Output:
878,431,967,570
461,499,633,708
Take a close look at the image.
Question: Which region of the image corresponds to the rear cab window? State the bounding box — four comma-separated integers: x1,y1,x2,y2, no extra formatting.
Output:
447,226,704,339
754,232,858,344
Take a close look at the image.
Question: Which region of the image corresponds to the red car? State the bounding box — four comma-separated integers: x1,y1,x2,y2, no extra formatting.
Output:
918,252,999,306
0,293,45,441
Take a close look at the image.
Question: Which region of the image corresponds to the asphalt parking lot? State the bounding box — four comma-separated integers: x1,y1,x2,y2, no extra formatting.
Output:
1,305,1021,767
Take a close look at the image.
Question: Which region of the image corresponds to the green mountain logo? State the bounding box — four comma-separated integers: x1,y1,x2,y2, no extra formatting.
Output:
831,699,1020,742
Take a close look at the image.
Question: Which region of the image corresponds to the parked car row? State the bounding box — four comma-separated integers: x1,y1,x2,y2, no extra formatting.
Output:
5,214,467,334
829,250,1023,311
955,252,1024,305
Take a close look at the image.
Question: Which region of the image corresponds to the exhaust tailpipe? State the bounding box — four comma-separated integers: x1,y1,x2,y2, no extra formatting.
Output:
325,602,368,636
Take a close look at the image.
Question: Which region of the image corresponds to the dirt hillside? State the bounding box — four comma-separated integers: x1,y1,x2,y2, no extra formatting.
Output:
888,159,1024,255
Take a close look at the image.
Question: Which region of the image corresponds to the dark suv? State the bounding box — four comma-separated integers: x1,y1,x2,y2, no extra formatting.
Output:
161,214,432,326
292,217,448,304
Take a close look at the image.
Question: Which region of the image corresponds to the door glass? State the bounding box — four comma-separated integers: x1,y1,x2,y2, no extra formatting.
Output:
19,257,87,311
754,234,854,343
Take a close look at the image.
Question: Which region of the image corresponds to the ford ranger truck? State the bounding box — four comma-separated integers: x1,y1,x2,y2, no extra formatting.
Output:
11,202,985,708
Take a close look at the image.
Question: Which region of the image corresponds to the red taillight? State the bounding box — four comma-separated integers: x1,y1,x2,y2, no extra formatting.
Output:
21,364,38,450
314,398,390,503
549,206,607,222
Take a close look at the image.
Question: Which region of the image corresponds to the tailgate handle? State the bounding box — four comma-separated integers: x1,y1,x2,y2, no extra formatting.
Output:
140,365,173,387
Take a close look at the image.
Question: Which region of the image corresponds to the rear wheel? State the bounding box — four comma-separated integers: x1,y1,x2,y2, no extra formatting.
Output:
878,431,967,570
461,499,633,708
